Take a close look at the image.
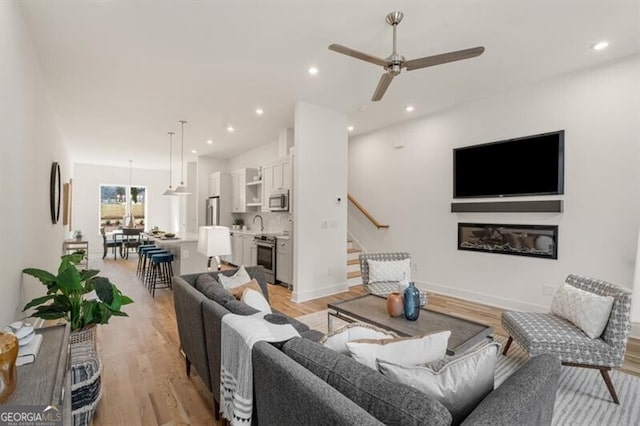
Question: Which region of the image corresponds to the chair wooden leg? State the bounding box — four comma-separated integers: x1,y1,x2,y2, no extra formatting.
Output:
600,368,620,404
214,400,220,420
502,336,513,355
186,357,191,376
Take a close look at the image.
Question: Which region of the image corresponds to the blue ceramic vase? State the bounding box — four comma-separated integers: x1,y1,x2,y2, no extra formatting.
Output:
403,282,420,321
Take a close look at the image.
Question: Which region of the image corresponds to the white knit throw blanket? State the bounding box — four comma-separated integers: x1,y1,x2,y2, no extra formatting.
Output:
220,312,300,425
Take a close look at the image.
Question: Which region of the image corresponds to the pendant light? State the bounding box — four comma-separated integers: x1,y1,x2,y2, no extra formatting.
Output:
163,131,176,195
173,120,191,195
122,160,136,227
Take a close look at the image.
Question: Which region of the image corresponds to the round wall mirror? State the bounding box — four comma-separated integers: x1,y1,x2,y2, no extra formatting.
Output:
50,162,61,224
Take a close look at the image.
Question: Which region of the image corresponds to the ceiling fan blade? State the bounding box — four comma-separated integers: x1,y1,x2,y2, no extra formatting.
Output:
404,46,485,71
329,44,390,67
372,73,394,102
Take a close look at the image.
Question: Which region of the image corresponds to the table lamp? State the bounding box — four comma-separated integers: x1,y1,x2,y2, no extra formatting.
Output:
198,226,231,270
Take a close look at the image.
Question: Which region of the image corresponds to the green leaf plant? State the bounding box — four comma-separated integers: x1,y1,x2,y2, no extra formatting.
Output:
22,254,133,331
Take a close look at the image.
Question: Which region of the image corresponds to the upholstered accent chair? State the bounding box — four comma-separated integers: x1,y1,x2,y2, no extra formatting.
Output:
502,274,632,404
359,252,411,297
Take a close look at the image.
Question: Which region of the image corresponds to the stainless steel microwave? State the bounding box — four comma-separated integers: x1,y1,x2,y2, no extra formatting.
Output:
269,190,289,211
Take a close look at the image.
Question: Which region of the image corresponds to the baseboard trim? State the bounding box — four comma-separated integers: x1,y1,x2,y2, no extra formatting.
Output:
293,282,349,303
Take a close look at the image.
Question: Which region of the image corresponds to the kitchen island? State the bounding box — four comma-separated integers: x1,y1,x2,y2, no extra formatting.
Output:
145,233,209,275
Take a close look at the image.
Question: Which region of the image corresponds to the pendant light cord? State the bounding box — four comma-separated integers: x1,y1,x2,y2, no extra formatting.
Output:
168,132,174,187
179,120,187,185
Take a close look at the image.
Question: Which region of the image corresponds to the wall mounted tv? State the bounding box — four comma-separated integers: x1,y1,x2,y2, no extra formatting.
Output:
453,130,564,198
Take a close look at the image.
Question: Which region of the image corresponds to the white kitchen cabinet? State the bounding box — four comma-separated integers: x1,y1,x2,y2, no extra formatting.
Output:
261,156,292,212
209,172,221,197
230,233,258,267
276,237,292,286
231,168,258,213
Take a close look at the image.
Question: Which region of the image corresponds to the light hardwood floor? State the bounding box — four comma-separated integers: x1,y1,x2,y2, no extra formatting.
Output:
91,259,640,425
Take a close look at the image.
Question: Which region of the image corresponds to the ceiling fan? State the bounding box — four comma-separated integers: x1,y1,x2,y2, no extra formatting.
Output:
329,11,485,102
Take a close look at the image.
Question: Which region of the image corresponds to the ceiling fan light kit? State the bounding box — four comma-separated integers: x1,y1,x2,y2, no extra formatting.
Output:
329,11,485,102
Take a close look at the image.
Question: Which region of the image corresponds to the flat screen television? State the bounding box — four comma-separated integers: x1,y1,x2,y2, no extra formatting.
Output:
453,130,564,198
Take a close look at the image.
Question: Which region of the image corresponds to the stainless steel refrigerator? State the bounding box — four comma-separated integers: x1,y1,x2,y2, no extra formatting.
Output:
206,196,220,226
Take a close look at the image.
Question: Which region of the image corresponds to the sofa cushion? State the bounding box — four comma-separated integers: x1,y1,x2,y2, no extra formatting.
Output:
272,309,309,334
346,331,450,369
378,341,500,425
367,258,411,282
241,288,272,313
195,274,235,305
218,265,253,288
224,299,261,316
229,279,265,300
282,337,452,426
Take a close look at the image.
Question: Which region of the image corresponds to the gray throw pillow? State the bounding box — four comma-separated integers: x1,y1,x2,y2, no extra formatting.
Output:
377,341,500,425
195,274,235,305
282,337,452,426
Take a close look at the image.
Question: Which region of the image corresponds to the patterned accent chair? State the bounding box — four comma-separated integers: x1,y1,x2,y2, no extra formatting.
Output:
501,274,632,404
359,252,411,297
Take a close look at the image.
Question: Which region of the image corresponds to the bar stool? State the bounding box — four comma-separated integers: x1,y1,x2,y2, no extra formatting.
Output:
140,248,166,281
148,253,174,297
136,244,156,276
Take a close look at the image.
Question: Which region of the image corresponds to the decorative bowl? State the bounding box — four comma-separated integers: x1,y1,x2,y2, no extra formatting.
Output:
164,233,176,238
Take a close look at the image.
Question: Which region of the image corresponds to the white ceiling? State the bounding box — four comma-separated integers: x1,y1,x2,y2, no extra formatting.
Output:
19,0,640,170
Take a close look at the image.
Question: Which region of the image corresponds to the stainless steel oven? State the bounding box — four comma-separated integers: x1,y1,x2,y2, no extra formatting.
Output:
268,190,289,212
254,235,276,284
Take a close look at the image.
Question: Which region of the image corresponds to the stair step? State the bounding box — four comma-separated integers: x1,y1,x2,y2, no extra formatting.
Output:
347,258,359,265
347,270,361,279
347,248,361,254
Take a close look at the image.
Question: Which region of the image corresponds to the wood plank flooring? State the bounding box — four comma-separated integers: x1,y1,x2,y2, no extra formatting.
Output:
90,258,640,425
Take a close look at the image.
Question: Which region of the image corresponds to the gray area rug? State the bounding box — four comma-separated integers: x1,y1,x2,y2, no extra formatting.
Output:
296,310,640,426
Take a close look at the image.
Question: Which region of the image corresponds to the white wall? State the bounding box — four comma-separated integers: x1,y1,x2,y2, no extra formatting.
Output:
196,157,228,227
294,102,348,301
227,141,279,172
0,0,72,325
349,55,640,313
73,163,174,254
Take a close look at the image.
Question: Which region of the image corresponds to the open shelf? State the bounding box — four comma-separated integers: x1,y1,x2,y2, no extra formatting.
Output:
246,202,262,207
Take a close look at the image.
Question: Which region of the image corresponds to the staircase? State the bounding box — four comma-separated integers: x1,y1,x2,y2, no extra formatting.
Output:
346,240,362,286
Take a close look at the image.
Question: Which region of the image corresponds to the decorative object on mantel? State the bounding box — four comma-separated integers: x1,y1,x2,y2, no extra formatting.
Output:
0,331,18,402
50,162,61,224
386,292,403,317
163,131,176,196
458,223,558,259
22,253,133,338
403,282,421,321
173,120,191,195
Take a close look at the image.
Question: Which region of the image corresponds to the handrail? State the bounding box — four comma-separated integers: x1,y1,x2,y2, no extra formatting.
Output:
348,194,389,229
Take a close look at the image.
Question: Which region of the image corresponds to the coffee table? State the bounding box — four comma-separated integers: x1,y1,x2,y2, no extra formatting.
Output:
327,294,494,356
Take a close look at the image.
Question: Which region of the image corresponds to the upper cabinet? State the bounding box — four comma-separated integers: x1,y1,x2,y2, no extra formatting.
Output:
230,168,259,213
262,156,292,212
209,171,222,197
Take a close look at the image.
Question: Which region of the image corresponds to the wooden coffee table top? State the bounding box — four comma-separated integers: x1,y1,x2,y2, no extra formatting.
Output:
328,294,494,355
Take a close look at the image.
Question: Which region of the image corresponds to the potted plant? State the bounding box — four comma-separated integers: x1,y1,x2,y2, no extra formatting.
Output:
233,218,244,230
22,254,133,338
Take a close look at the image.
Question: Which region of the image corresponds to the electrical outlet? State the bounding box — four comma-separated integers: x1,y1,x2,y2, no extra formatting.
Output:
543,284,555,296
329,220,337,229
321,221,328,229
183,250,189,259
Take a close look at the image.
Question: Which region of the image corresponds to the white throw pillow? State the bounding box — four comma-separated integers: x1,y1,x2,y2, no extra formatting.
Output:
218,265,252,289
377,341,500,425
346,330,450,370
241,288,272,313
367,258,411,282
550,283,614,339
319,323,398,355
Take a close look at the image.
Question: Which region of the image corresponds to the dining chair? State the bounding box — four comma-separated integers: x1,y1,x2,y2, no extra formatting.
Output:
100,227,119,259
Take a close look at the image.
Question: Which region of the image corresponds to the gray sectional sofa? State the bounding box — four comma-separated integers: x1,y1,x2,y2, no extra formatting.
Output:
173,267,561,425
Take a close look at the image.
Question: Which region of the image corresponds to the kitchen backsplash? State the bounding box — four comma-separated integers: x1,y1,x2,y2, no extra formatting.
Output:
233,212,292,234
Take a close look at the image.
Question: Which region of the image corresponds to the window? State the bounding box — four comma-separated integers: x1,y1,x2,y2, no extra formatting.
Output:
99,184,147,231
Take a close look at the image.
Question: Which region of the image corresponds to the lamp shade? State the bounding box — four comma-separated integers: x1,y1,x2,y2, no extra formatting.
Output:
198,226,231,257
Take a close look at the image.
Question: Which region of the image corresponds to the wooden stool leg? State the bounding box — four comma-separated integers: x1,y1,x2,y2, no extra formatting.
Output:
502,336,513,355
600,368,620,404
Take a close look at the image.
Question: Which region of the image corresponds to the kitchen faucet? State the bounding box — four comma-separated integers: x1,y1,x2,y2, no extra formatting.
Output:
253,214,264,232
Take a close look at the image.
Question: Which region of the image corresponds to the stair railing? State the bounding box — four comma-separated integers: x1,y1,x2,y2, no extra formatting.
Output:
347,194,389,229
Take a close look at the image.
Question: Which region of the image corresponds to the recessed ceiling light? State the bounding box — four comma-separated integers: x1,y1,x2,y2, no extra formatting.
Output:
226,125,235,133
255,108,264,115
308,66,319,75
207,139,213,145
592,41,609,51
191,149,197,154
347,126,355,132
405,105,415,113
